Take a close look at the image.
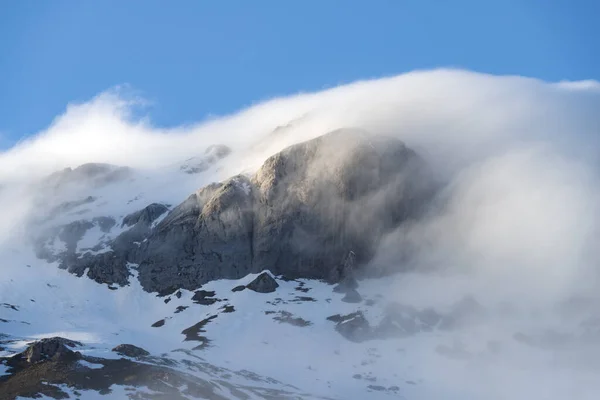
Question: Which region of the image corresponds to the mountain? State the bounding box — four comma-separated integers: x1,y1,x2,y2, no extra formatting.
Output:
1,128,439,399
2,125,600,400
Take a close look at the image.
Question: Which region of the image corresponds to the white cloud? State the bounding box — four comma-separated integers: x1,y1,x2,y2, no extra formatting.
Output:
1,68,600,399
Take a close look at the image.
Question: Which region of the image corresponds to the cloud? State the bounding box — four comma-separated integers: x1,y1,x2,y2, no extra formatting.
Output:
1,68,600,399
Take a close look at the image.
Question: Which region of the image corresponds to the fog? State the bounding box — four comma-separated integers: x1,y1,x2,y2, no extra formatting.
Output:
1,68,600,399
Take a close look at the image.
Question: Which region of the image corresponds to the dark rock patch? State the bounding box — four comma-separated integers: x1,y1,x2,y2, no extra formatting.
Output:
13,337,82,365
334,312,372,342
175,306,188,314
272,311,311,327
329,303,446,342
111,344,150,358
291,296,316,303
181,315,218,349
266,298,288,306
1,303,18,311
0,350,256,400
246,273,279,293
232,285,246,292
192,290,219,305
220,305,235,313
122,203,168,228
294,283,310,293
151,319,165,328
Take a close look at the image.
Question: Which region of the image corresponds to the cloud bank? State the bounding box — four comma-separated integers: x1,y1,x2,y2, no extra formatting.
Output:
1,68,600,399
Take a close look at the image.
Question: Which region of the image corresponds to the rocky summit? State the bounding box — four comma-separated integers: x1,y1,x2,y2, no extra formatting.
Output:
35,129,435,294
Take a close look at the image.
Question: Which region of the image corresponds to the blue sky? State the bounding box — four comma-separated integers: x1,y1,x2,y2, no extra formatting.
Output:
1,0,598,145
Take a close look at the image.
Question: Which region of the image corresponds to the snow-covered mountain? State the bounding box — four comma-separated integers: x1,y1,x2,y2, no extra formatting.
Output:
2,70,600,399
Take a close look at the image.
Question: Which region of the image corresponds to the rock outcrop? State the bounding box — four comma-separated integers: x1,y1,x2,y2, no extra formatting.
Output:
19,337,81,364
246,272,279,293
136,175,255,293
112,344,150,358
36,129,436,294
134,129,435,293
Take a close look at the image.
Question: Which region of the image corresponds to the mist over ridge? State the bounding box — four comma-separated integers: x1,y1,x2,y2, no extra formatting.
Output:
2,68,600,399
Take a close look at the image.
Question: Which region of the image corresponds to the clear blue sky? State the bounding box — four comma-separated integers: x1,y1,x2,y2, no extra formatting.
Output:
1,0,598,144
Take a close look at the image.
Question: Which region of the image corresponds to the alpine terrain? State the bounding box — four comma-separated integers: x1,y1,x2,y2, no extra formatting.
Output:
1,70,600,399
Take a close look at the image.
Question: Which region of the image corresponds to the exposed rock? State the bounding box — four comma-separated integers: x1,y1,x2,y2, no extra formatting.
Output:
136,175,255,292
251,129,434,283
272,311,311,327
175,306,188,314
111,344,150,358
46,202,169,288
151,319,165,328
221,305,235,313
331,302,448,342
122,203,168,228
246,272,279,293
232,285,246,292
334,312,372,342
192,290,219,305
20,337,81,364
58,220,94,253
0,345,328,400
37,129,435,294
182,315,218,349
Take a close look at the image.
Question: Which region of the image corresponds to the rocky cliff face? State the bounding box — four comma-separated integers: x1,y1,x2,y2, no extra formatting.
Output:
34,129,436,294
134,128,435,293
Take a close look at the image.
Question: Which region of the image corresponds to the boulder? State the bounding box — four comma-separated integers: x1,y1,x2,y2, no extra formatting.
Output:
246,272,279,293
111,344,150,358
